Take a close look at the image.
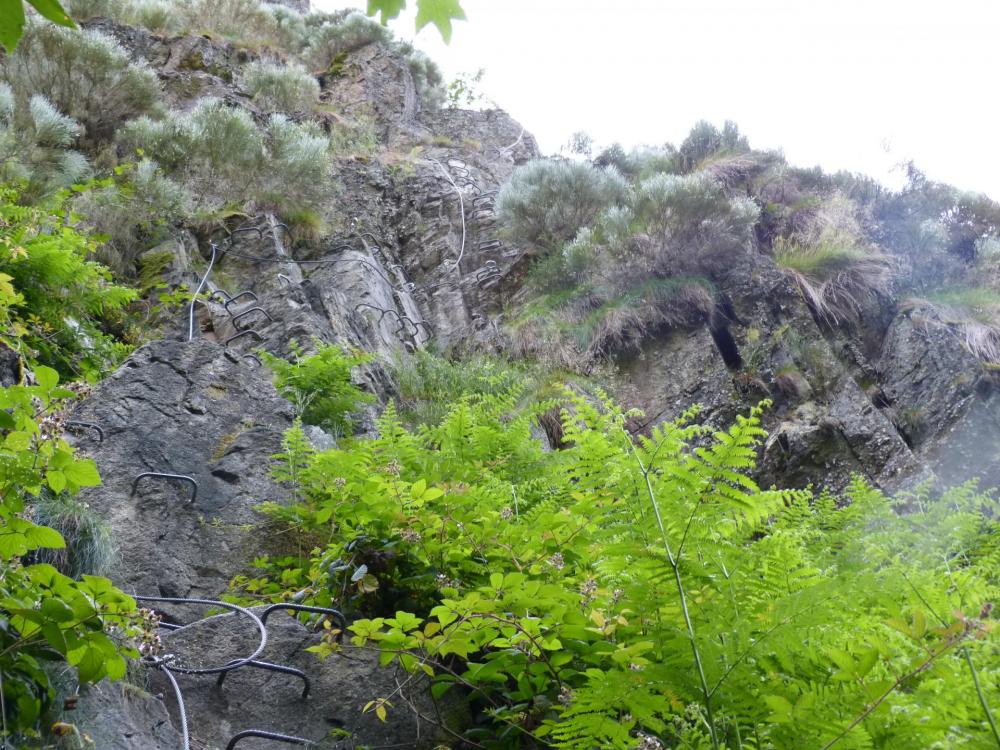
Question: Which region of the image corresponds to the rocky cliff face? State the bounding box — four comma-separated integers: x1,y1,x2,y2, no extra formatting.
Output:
58,11,1000,749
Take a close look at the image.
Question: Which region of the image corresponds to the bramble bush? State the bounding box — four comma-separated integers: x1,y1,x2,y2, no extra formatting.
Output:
0,185,135,379
0,186,147,744
233,367,1000,749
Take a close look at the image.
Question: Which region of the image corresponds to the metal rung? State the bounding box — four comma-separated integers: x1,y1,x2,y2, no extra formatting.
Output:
226,731,314,749
65,421,104,442
216,659,310,700
232,307,274,330
224,330,264,346
131,472,198,504
224,292,259,315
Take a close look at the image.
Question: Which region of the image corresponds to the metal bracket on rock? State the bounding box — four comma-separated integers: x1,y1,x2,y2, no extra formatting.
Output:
277,274,293,286
232,307,274,330
65,421,104,442
226,731,315,749
242,354,262,367
224,291,260,315
224,330,264,347
133,596,346,750
131,472,198,504
216,659,310,700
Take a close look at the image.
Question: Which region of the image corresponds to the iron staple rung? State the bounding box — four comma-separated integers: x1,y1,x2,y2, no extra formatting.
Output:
131,472,198,504
216,659,310,700
232,307,275,331
224,291,260,315
226,730,315,749
225,330,264,346
65,421,104,442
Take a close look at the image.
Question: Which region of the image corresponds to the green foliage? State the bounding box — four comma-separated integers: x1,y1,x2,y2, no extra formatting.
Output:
365,0,466,43
72,160,192,276
0,185,136,379
239,366,1000,749
261,340,374,437
32,492,115,577
243,61,319,113
0,368,142,742
120,98,331,218
502,159,756,365
0,21,160,142
0,0,75,54
497,159,629,255
0,85,90,201
773,195,895,324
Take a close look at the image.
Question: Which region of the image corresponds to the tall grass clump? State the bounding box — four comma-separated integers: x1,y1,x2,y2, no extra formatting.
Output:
1,22,161,143
774,194,895,324
32,495,117,578
243,61,319,113
916,286,1000,365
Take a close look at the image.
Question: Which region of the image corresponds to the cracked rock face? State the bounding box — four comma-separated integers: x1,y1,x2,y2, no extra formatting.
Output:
70,339,294,614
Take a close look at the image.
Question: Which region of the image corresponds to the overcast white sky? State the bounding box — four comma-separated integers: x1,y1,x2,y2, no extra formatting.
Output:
320,0,1000,199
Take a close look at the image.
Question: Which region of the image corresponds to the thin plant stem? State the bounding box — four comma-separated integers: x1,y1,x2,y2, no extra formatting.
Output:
900,572,1000,748
626,432,720,750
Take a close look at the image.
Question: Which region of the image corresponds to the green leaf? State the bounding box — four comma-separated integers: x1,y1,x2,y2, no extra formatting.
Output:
414,0,465,43
24,524,65,550
0,0,26,53
64,459,101,487
27,0,75,27
33,365,59,391
366,0,406,24
4,430,32,451
46,469,66,494
40,597,74,623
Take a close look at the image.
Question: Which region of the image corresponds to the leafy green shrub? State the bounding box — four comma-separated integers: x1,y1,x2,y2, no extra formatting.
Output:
261,340,374,436
0,186,136,378
1,22,161,142
237,374,1000,750
0,219,145,741
120,98,332,216
243,61,319,112
73,159,193,276
497,159,629,254
298,11,392,69
0,86,90,200
0,369,143,742
631,170,759,271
